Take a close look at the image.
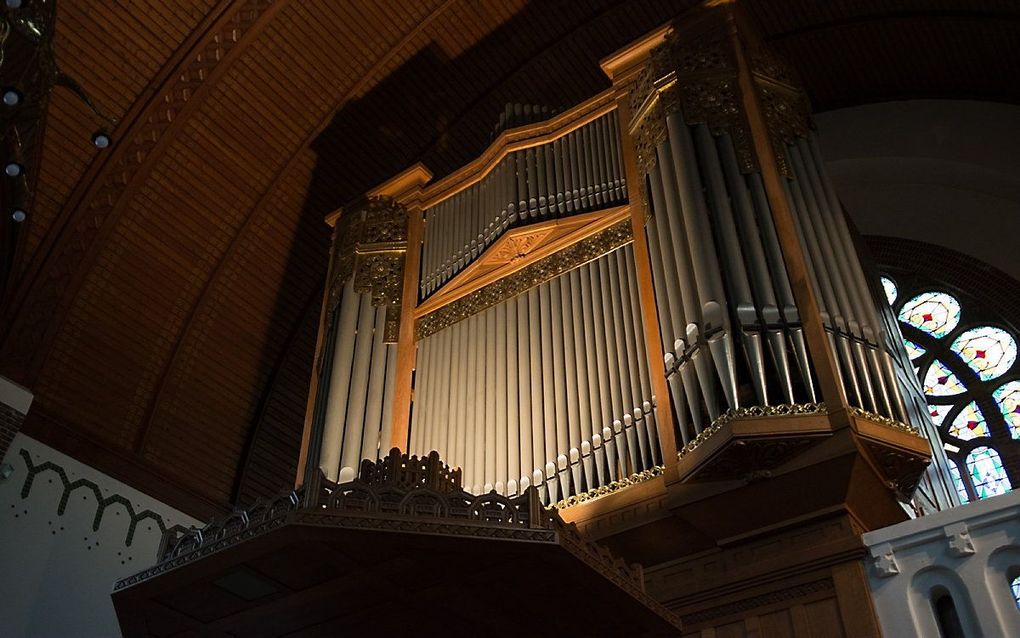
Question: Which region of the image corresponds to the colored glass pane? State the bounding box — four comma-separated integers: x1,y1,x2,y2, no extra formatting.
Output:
923,360,967,396
948,460,970,504
993,380,1020,440
947,402,989,441
951,326,1017,381
928,404,950,426
966,446,1012,499
903,339,926,361
881,276,897,305
1013,576,1020,609
898,291,961,338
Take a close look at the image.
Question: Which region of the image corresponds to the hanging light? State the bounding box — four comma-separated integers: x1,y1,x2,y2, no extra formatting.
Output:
5,0,23,9
4,162,23,177
91,130,111,149
11,209,27,222
2,87,22,107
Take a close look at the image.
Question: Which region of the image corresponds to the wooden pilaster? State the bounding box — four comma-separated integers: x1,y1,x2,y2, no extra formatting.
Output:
613,94,679,464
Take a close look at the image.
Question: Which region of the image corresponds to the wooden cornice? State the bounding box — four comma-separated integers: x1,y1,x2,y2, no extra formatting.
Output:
421,89,619,209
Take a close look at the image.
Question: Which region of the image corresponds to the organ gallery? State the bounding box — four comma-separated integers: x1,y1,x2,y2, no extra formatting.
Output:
5,0,1015,636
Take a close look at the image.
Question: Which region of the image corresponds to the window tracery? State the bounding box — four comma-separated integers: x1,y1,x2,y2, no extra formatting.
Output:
882,277,1017,503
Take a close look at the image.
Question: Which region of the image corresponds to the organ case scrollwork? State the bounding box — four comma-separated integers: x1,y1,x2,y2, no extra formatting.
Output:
628,16,813,179
328,196,408,342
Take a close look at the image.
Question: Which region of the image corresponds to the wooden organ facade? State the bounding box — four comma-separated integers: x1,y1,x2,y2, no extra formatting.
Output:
113,3,951,636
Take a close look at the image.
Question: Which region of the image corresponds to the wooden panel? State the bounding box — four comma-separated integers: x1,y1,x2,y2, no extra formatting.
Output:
758,609,795,638
803,599,845,638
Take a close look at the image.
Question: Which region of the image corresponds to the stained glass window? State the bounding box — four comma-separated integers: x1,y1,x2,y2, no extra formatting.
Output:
928,404,950,426
903,339,926,361
1012,576,1020,609
966,446,1011,499
948,459,970,504
881,276,898,305
898,292,961,338
947,402,989,441
992,380,1020,439
923,360,966,396
951,326,1017,381
882,278,1017,504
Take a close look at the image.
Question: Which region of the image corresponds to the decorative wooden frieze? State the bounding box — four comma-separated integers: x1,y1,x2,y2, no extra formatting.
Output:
415,219,633,339
328,196,408,342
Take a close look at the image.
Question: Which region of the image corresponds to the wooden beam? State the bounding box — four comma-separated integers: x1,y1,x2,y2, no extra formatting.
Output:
389,203,424,451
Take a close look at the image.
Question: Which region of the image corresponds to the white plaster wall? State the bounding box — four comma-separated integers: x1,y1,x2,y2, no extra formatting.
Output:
862,489,1020,637
816,100,1020,283
0,433,201,638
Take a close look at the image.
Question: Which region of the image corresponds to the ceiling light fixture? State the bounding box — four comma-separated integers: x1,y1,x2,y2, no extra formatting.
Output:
4,161,23,177
91,130,111,149
2,87,22,107
11,208,27,222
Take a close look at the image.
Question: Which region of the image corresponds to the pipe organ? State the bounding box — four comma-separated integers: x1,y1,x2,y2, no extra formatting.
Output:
301,0,949,522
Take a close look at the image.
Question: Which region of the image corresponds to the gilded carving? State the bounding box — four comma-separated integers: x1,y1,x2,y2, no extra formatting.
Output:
415,220,633,339
626,19,813,181
327,196,408,342
678,402,828,459
749,45,813,178
849,406,922,437
554,465,663,510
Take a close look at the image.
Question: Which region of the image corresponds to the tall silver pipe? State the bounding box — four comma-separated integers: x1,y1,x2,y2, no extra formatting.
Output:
537,143,550,217
339,297,379,482
506,299,520,494
320,280,360,480
694,124,765,406
789,144,872,410
560,274,583,492
516,294,533,491
623,244,659,464
378,346,397,456
484,306,497,491
495,302,508,493
472,311,486,493
409,337,428,456
667,115,737,414
748,173,816,402
528,287,547,499
553,137,566,215
569,268,592,451
587,262,617,480
539,284,558,488
359,306,389,462
612,249,647,469
717,133,796,404
453,320,468,470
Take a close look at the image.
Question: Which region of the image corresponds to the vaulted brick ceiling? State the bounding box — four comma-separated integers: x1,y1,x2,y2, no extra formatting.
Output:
1,0,1017,519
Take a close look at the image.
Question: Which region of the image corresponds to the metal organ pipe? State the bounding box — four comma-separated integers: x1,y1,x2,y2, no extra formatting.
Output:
337,295,377,482
411,247,657,503
320,279,360,481
716,134,796,405
359,306,389,463
694,124,768,407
